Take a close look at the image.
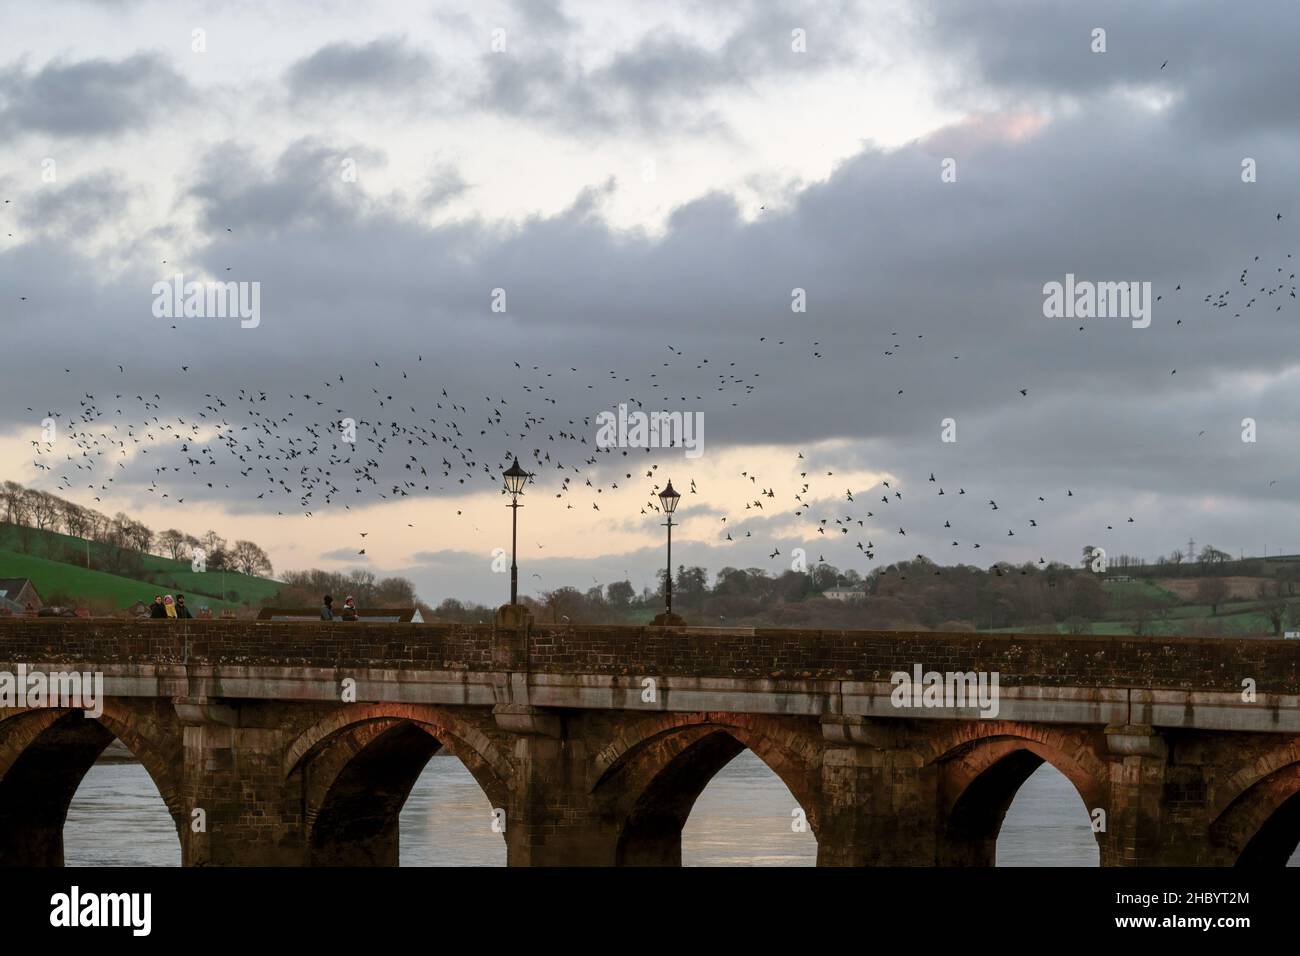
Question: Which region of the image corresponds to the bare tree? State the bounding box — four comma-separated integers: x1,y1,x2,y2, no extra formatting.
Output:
60,501,92,539
128,520,153,555
158,529,186,561
229,540,273,577
26,490,60,532
1258,579,1290,637
83,508,110,542
1199,545,1231,566
541,587,583,623
606,580,635,607
374,576,416,606
1196,577,1229,616
0,481,27,525
346,569,376,603
110,513,153,554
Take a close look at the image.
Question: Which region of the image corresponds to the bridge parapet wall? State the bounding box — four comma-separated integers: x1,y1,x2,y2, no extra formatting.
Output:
0,620,1296,694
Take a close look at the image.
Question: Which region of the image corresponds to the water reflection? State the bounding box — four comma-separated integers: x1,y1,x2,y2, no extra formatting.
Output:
60,749,1300,866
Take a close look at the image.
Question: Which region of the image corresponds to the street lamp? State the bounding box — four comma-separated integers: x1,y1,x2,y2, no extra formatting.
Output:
502,458,530,605
658,480,681,619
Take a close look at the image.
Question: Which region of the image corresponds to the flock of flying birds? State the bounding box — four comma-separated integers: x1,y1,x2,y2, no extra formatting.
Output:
4,188,1297,582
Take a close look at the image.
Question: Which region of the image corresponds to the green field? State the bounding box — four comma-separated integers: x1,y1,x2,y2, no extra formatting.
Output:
0,523,282,609
974,572,1300,637
989,604,1298,637
1101,580,1182,605
0,548,253,610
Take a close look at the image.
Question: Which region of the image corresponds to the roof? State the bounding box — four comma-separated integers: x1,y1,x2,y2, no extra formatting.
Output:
0,578,39,603
256,607,424,623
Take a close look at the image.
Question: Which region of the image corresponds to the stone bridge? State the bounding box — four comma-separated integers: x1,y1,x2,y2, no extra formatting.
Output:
1,619,1299,867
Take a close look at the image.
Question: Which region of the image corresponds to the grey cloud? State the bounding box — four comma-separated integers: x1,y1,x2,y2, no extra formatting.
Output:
0,52,191,139
476,0,866,133
7,5,1300,584
286,36,435,102
509,0,575,37
20,171,138,238
11,99,1299,465
921,0,1300,135
474,47,609,128
421,162,471,210
321,548,369,562
187,138,387,234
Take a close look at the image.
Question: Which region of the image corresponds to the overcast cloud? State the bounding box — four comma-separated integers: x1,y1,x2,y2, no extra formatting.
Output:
1,0,1297,605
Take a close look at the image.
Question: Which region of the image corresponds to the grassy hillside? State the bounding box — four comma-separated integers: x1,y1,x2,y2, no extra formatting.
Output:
0,548,248,611
1101,579,1181,604
0,523,281,608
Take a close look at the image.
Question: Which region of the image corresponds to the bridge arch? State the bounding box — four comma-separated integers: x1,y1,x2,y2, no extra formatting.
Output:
1210,747,1300,866
284,704,512,866
925,721,1106,866
1209,739,1300,825
591,712,823,866
0,702,185,866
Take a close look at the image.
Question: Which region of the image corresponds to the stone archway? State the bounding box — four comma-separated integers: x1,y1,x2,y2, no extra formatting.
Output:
591,712,823,866
284,704,512,866
1210,761,1300,866
927,722,1107,866
0,702,185,866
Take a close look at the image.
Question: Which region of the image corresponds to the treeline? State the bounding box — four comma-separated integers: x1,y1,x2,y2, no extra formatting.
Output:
273,569,419,608
1087,544,1290,578
0,480,272,578
430,557,1107,631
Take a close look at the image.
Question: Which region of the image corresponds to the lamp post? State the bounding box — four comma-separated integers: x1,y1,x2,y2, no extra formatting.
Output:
656,481,681,623
502,458,530,606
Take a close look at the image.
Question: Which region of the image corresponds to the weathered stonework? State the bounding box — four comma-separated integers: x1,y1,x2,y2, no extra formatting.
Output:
0,619,1297,866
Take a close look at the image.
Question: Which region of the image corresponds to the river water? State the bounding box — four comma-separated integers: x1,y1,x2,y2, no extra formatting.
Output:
63,751,1295,866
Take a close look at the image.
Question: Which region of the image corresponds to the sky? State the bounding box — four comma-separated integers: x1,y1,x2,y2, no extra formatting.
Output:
2,0,1299,606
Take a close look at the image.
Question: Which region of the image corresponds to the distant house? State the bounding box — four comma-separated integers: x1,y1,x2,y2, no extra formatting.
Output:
0,578,42,614
256,607,424,623
821,586,865,602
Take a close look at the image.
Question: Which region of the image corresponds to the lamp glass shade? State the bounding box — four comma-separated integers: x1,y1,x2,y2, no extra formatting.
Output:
659,480,681,514
503,459,529,496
